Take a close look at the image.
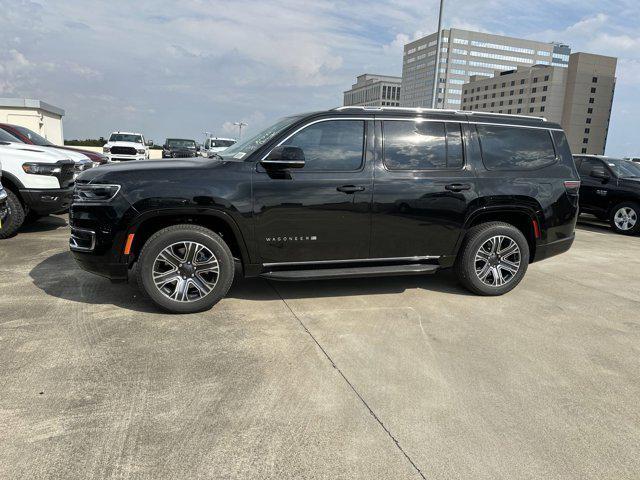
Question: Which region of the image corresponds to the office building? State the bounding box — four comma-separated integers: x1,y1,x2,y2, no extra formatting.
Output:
400,28,571,109
460,52,617,154
343,74,402,107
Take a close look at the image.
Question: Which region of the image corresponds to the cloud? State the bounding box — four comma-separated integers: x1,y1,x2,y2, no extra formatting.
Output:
0,0,637,155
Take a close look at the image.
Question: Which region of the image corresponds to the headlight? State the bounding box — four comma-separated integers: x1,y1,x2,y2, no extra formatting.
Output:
74,160,95,173
103,146,111,153
22,162,63,175
73,184,121,203
137,148,146,154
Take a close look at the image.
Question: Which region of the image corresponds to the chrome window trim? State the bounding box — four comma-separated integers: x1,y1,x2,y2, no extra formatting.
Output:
263,255,440,268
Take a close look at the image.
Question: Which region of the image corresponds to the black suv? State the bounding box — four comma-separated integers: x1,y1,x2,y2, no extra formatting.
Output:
162,138,198,158
70,107,580,313
573,155,640,234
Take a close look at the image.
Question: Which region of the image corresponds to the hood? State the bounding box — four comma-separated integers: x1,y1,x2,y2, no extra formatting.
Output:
0,142,73,163
47,147,89,162
106,141,146,149
77,158,217,183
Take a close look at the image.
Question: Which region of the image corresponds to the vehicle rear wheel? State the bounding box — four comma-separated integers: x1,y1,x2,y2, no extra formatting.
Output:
455,221,530,296
609,202,640,235
136,224,235,313
0,190,26,239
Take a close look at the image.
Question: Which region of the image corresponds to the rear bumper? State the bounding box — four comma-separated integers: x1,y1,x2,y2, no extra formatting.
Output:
19,187,73,214
533,234,574,262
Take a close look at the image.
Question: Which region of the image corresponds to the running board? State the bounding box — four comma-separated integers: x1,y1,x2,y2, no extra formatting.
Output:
260,263,439,281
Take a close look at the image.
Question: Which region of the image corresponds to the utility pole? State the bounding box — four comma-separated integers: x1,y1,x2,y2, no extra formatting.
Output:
431,0,445,109
233,122,248,139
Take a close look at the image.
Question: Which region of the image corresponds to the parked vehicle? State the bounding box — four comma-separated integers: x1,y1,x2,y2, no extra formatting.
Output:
624,157,640,163
0,129,75,238
70,107,579,313
202,137,236,157
162,138,198,158
0,165,9,232
0,123,108,165
573,155,640,234
103,132,151,162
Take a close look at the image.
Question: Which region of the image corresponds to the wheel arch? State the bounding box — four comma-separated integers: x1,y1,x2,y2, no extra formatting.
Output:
1,171,25,199
127,208,252,270
460,206,540,262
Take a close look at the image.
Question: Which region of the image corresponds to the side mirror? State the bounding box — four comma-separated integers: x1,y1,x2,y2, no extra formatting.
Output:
146,140,153,147
261,146,305,169
590,168,610,181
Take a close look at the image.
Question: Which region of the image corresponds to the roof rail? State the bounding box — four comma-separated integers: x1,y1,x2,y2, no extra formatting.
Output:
333,106,547,121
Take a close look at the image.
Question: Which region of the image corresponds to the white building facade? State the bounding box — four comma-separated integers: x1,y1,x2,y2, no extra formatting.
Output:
0,98,65,145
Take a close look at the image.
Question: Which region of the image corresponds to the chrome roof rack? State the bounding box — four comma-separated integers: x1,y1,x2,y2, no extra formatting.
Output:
332,106,547,121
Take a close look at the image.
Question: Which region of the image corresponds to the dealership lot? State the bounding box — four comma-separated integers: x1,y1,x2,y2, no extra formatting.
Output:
1,216,639,480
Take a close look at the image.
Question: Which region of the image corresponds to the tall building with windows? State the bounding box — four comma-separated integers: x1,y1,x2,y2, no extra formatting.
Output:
400,28,571,109
460,52,617,154
343,74,402,107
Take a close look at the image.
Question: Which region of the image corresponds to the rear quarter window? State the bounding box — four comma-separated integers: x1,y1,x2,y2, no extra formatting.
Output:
477,124,557,171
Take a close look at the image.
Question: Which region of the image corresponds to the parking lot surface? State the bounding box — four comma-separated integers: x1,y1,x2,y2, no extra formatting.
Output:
1,215,639,480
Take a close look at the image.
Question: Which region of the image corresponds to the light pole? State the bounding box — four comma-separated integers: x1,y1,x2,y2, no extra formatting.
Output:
233,122,248,139
431,0,445,109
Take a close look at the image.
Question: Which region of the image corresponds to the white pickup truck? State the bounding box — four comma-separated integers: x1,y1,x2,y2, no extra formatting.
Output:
103,132,151,162
0,128,80,238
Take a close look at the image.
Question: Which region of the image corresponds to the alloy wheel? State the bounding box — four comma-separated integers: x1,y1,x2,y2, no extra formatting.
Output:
152,241,219,302
614,207,637,231
474,235,521,287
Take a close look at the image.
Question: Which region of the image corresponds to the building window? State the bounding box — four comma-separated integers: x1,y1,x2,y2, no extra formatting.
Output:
484,85,489,91
508,100,513,105
541,96,546,102
499,101,504,106
532,87,537,93
510,90,514,96
540,106,545,112
581,147,587,153
510,81,515,86
544,75,549,81
493,84,497,89
520,79,525,85
492,93,496,98
529,107,534,113
518,99,523,104
589,98,595,104
587,107,593,114
586,118,592,124
519,88,524,94
517,108,522,113
483,94,488,99
583,138,589,144
500,92,505,97
585,128,590,134
533,77,538,83
592,77,598,83
508,109,512,114
491,102,495,107
591,87,597,93
531,97,536,103
543,86,548,91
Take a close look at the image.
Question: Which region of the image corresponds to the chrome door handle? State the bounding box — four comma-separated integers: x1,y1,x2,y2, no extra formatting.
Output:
337,185,365,194
445,183,471,192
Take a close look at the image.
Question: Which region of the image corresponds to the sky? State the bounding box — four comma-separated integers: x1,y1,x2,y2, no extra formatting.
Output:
0,0,638,155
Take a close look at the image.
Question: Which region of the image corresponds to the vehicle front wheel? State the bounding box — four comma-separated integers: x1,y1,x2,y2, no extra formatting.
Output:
0,190,26,239
136,224,235,313
609,202,640,235
455,222,530,296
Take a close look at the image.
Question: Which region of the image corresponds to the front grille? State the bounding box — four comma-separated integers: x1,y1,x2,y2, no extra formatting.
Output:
111,146,137,155
173,151,195,158
58,161,76,188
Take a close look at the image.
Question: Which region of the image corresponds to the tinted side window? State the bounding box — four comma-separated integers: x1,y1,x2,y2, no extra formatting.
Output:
383,121,463,170
578,158,604,177
477,125,556,170
282,120,364,171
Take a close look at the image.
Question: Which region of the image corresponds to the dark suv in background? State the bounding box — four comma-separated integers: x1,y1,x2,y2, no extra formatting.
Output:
574,155,640,234
70,107,580,313
162,138,198,158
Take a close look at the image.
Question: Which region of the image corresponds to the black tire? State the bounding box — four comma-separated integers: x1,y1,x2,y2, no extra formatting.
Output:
0,189,26,239
609,202,640,235
136,224,235,313
455,221,530,296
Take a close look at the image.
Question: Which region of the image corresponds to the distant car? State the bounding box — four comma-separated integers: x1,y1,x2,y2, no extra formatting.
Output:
0,123,108,165
103,132,151,162
574,155,640,235
624,157,640,163
202,137,236,157
162,138,198,158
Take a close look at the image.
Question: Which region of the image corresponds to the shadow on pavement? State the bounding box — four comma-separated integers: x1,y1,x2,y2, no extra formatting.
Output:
20,215,68,233
31,251,471,313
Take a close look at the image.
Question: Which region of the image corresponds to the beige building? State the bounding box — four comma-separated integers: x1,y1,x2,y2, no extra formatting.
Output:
343,74,402,107
0,98,65,145
401,28,571,109
460,52,617,154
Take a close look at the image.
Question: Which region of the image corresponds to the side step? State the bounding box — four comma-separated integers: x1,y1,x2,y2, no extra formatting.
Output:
260,263,439,281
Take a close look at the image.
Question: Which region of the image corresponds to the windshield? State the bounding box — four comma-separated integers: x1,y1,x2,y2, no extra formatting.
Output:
606,158,640,178
167,139,196,148
109,134,143,143
0,129,21,143
11,125,55,146
211,139,235,148
221,115,303,159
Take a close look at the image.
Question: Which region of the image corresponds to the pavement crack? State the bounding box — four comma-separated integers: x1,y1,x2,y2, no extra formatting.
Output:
267,281,427,480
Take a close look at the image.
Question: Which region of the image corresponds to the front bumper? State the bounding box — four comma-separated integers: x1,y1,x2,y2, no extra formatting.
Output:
107,154,146,162
19,187,73,214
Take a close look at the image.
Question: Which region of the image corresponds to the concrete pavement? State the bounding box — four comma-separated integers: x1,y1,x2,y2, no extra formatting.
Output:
0,215,638,479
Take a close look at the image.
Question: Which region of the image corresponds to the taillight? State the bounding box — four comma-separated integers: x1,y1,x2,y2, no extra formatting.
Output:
564,180,581,194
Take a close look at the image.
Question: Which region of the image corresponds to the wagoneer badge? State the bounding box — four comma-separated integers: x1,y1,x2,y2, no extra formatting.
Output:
265,236,317,242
